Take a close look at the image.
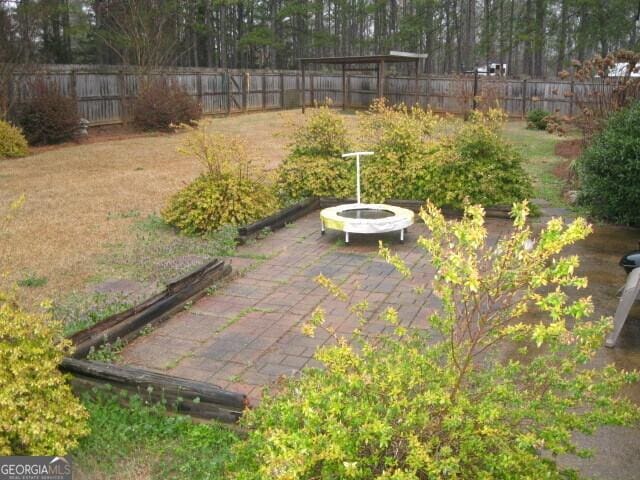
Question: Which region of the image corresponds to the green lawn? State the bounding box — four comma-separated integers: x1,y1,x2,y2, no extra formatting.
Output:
73,391,238,480
503,121,573,207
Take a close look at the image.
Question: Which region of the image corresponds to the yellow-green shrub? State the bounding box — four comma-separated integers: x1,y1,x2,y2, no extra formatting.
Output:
291,105,350,157
163,127,278,234
277,105,531,208
0,293,88,455
276,106,352,202
276,154,353,201
417,112,533,207
0,120,28,158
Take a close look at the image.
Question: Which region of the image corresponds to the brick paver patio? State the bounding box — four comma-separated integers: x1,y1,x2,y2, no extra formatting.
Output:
121,212,512,404
118,208,640,478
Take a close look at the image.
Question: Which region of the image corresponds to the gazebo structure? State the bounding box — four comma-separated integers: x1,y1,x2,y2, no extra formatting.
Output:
298,51,428,113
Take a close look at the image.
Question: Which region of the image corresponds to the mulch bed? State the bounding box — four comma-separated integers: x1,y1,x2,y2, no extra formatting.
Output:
553,138,582,185
555,138,582,160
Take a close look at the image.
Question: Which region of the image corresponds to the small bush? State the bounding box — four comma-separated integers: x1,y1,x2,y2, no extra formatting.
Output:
291,105,350,157
577,101,640,225
133,81,202,131
527,108,551,130
0,292,88,455
17,82,79,145
277,154,354,201
230,203,639,479
276,106,352,202
0,120,28,158
163,127,278,234
425,111,533,207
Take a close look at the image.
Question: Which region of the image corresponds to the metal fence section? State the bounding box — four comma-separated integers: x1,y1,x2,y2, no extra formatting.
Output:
8,64,613,125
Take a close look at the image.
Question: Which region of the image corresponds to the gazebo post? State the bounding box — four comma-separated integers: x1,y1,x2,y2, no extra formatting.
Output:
342,63,347,110
377,60,385,100
300,60,306,113
414,58,419,106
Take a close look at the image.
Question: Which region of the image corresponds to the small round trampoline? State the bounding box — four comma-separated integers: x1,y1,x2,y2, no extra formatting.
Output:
320,152,415,243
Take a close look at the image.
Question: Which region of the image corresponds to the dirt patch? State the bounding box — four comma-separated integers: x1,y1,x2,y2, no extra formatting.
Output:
555,138,582,160
552,158,573,183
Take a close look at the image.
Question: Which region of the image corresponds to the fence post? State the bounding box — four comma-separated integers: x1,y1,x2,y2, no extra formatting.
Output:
472,68,479,110
280,72,285,109
6,69,14,115
225,70,231,116
242,71,249,113
569,70,575,118
70,69,78,112
196,72,203,109
310,73,315,106
119,70,126,123
521,79,527,119
262,73,267,110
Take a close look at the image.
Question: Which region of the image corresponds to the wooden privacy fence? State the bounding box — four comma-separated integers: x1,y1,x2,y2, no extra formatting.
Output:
9,64,611,125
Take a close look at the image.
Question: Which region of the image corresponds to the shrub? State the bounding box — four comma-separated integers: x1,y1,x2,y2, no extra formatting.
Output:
424,112,533,207
291,105,350,157
276,154,354,201
357,99,440,202
359,98,438,155
527,108,551,130
230,202,639,479
163,127,277,234
277,106,531,207
133,81,202,131
577,101,640,225
17,82,79,145
276,106,352,202
0,120,28,158
0,292,88,455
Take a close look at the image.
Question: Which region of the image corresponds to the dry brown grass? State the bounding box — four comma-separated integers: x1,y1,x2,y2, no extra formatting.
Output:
1,109,343,309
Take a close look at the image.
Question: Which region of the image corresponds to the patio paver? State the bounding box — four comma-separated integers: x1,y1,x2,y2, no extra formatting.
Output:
121,212,512,404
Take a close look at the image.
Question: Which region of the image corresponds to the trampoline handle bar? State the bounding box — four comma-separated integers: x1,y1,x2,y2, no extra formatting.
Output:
341,152,374,158
342,152,374,204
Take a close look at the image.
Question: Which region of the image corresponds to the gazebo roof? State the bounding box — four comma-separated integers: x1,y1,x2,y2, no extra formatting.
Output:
299,52,428,65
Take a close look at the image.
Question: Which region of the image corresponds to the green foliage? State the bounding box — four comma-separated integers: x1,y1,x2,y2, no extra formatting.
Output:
0,120,28,158
422,112,534,207
277,106,531,207
292,105,350,157
74,390,238,479
231,202,639,479
358,99,440,203
276,106,352,202
51,291,133,337
577,101,640,225
17,82,80,145
132,81,202,131
163,126,278,234
16,273,48,288
527,109,551,130
277,153,354,201
87,337,127,363
0,292,88,455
